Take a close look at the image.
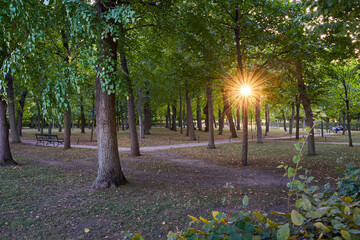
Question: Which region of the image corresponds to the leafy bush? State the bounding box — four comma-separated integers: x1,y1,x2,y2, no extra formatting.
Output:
337,164,360,199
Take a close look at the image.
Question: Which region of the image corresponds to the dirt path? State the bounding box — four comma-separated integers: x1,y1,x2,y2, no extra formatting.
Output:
21,133,353,152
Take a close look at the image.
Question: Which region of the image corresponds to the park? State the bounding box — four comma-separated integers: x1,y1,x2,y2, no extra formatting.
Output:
1,0,360,239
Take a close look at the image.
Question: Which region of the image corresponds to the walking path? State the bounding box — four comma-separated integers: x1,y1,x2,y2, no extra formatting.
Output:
21,133,358,152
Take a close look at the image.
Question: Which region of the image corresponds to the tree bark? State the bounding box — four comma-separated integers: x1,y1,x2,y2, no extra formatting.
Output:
179,91,183,134
282,111,287,132
289,103,295,135
222,88,238,138
196,97,202,131
90,91,95,142
171,104,177,131
236,106,241,130
0,88,17,166
93,1,127,188
16,90,27,136
206,87,215,149
218,105,224,135
120,100,125,131
255,98,263,143
6,71,21,143
120,44,140,156
296,61,316,155
203,104,209,132
48,119,52,134
80,95,85,133
342,82,353,147
241,100,248,166
61,29,72,149
64,105,71,149
143,90,151,134
138,89,145,138
186,89,196,140
295,96,300,139
166,105,170,128
265,107,270,134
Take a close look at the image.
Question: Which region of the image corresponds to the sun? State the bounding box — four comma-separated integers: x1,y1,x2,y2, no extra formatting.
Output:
240,85,251,97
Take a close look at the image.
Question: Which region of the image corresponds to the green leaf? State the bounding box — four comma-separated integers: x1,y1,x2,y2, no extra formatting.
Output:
314,222,330,232
305,126,311,132
291,210,304,226
277,224,290,240
288,167,295,177
302,197,312,211
294,143,301,151
341,229,351,240
293,155,300,164
242,195,249,207
353,207,360,225
132,233,144,240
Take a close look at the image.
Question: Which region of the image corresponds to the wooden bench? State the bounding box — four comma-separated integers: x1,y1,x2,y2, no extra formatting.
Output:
35,134,64,147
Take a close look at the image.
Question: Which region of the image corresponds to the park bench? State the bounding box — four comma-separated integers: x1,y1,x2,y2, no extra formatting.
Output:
35,134,64,147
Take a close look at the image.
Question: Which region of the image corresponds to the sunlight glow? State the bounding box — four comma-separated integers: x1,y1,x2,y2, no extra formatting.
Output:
240,85,251,97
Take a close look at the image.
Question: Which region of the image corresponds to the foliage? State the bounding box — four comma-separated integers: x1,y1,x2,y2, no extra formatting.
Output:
337,164,360,199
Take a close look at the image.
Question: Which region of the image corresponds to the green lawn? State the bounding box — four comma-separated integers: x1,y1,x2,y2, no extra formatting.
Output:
19,126,308,147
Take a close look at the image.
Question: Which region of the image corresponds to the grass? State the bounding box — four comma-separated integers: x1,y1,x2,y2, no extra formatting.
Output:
2,129,359,239
165,141,360,183
19,126,309,147
1,143,288,239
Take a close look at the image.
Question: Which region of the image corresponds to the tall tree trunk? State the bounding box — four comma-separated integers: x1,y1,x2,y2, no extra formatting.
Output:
264,106,268,136
196,97,202,131
241,99,248,166
234,4,243,73
120,44,140,156
143,90,151,134
342,113,346,135
295,96,300,139
90,92,95,142
320,121,324,137
222,88,238,138
265,107,270,134
236,106,241,130
255,98,263,143
120,100,125,131
206,86,215,149
218,105,224,135
289,104,295,135
61,29,72,149
64,105,71,149
0,88,17,166
203,104,209,132
296,61,316,155
6,71,21,143
58,121,62,132
41,116,44,134
80,95,85,133
138,89,145,138
282,111,287,132
93,2,127,188
16,90,27,136
171,104,177,131
48,119,52,134
343,82,353,147
179,91,183,134
30,116,34,128
186,89,196,140
166,105,170,128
